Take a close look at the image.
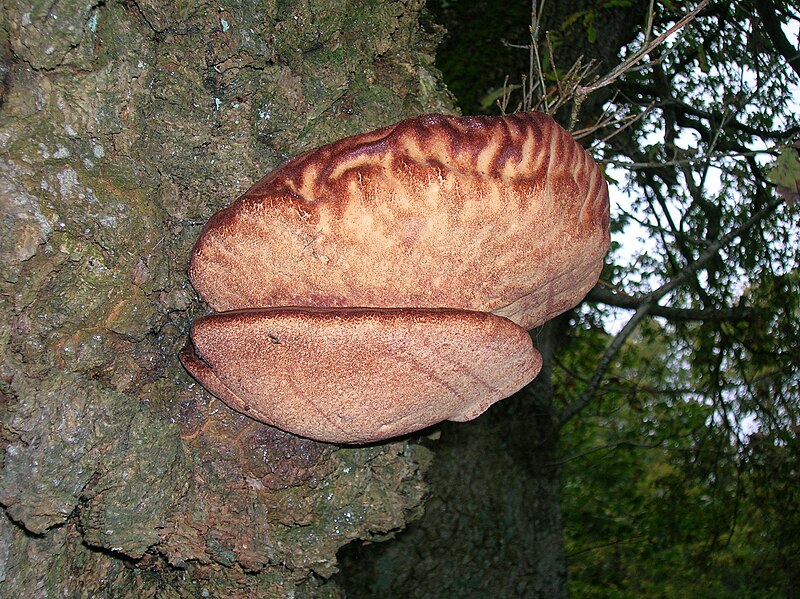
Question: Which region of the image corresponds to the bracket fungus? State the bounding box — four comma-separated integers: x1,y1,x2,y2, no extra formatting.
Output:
180,111,609,444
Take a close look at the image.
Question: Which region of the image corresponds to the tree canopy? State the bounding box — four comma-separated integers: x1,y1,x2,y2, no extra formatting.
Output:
428,0,799,596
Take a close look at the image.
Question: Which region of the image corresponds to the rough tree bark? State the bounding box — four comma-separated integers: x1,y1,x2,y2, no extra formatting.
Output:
0,1,453,596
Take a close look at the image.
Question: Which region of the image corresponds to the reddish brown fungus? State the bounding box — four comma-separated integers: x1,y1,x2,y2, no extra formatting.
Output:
181,111,609,444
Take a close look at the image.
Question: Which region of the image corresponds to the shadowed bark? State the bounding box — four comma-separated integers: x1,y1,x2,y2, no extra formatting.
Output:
340,318,569,598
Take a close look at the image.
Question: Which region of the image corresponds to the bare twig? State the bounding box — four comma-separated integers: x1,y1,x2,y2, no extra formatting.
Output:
575,100,655,143
586,286,762,322
556,195,784,430
530,0,548,112
600,148,779,170
551,439,737,468
575,0,710,97
499,0,707,137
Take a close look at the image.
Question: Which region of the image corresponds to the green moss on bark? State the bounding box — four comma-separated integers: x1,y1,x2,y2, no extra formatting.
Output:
0,0,452,595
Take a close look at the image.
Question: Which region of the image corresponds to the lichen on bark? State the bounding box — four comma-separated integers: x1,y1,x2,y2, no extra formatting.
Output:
0,0,451,595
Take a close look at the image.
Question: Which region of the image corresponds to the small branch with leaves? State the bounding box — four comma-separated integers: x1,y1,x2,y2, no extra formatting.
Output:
556,195,784,430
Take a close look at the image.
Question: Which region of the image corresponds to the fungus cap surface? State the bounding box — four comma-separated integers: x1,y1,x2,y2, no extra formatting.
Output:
180,307,542,444
188,112,609,330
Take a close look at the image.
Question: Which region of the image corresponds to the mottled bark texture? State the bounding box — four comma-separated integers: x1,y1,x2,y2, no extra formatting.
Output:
0,0,451,596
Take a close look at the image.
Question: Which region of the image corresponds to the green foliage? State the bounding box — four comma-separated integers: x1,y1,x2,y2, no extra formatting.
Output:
766,145,800,204
556,1,800,596
425,0,532,114
429,0,799,595
562,10,599,44
560,318,800,598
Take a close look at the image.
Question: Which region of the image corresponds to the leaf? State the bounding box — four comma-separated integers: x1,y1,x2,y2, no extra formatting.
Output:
697,44,710,74
766,145,800,206
479,84,520,111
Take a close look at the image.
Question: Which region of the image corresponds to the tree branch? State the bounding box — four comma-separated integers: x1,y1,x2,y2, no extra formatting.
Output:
552,439,737,469
575,0,710,97
586,285,761,322
755,2,800,79
556,195,784,430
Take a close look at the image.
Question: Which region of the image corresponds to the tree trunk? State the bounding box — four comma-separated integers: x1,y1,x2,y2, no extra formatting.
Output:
0,1,453,596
